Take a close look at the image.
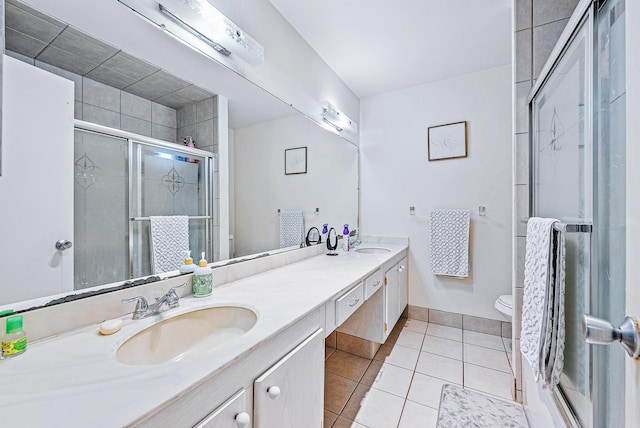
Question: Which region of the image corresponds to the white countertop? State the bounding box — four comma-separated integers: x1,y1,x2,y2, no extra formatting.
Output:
0,243,407,426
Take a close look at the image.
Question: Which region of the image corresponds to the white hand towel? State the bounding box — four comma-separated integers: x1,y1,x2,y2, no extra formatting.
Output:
279,210,304,248
149,215,190,274
520,217,566,389
429,209,470,277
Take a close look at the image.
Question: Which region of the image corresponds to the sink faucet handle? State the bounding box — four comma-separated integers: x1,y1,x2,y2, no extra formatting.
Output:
166,283,187,307
169,283,187,293
121,296,149,319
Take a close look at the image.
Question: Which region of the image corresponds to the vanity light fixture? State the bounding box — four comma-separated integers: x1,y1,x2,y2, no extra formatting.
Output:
321,100,358,134
158,0,264,65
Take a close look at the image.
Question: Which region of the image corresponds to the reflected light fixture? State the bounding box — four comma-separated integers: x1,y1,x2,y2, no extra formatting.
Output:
321,101,358,134
118,0,264,65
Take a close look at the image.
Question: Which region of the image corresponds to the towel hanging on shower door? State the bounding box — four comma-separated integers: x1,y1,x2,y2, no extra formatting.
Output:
149,215,190,274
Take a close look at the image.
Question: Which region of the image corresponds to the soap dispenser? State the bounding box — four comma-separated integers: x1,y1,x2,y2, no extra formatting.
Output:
342,224,350,252
179,250,197,274
192,252,213,297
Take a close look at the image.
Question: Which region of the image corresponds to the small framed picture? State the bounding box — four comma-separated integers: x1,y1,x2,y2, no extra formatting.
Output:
428,121,467,161
285,146,307,175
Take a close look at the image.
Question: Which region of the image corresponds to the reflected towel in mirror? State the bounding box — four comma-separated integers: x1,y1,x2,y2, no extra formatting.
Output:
279,210,304,248
149,216,190,274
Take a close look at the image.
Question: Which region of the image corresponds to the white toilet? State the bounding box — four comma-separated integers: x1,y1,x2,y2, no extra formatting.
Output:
494,294,513,321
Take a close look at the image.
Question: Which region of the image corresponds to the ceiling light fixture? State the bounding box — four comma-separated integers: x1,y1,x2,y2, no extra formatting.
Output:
321,100,358,134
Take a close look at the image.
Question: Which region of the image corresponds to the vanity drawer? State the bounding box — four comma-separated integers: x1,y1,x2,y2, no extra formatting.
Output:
336,282,364,325
364,269,383,300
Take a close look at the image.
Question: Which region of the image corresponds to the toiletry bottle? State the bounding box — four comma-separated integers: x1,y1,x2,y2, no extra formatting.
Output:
186,136,196,163
322,224,328,243
192,252,213,297
179,250,197,274
2,315,27,358
342,224,350,252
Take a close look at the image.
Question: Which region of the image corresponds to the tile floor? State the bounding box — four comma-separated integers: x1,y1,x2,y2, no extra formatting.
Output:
324,317,515,428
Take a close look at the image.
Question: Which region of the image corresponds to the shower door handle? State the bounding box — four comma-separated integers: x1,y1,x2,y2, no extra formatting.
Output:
55,240,73,251
582,314,640,359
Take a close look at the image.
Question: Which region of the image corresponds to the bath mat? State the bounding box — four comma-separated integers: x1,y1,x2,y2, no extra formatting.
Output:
436,384,528,428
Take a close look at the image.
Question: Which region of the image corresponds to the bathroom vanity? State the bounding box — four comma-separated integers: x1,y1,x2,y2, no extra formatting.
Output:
0,241,408,427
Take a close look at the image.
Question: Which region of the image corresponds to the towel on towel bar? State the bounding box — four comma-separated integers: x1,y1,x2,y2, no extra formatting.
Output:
429,209,470,277
521,217,566,389
279,210,304,248
149,215,190,274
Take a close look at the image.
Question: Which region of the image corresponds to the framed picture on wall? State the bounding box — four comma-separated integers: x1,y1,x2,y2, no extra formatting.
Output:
428,121,467,161
285,146,307,175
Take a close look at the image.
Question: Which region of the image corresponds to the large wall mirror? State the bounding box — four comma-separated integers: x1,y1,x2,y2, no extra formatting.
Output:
0,0,359,312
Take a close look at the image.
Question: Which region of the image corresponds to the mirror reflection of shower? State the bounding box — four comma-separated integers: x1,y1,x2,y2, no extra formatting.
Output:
74,128,214,290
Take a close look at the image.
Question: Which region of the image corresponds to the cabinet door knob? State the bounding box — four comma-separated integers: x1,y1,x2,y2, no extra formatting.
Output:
235,412,251,428
267,386,281,400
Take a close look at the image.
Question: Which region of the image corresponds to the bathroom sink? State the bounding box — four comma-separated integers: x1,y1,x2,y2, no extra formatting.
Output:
355,247,391,254
116,306,257,365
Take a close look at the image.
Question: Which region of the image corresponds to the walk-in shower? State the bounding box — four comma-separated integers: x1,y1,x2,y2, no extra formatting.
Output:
74,124,215,290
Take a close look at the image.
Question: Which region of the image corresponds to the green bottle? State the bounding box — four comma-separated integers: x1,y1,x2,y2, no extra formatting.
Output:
2,315,27,358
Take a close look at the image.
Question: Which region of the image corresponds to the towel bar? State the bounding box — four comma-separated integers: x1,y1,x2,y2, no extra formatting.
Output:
553,223,592,233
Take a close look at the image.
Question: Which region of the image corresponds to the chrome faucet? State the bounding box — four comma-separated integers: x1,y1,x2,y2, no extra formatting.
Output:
121,283,186,320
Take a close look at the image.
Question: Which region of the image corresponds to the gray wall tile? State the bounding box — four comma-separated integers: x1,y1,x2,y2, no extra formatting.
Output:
5,27,47,57
515,81,531,134
462,315,502,336
83,104,120,129
196,97,215,122
533,18,569,78
196,119,215,148
74,101,82,120
178,103,196,128
83,77,121,112
515,133,529,185
125,79,172,100
121,115,152,137
515,0,532,31
121,91,151,121
515,29,532,83
515,184,529,236
99,52,159,81
152,102,177,128
514,288,524,340
51,27,117,64
86,66,137,90
5,3,64,43
502,322,512,338
428,309,462,328
516,237,526,289
174,85,213,103
533,0,579,27
144,70,189,93
37,45,97,75
151,123,176,142
6,48,35,65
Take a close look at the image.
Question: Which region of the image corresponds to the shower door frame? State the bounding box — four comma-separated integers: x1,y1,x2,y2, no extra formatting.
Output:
74,120,216,280
527,0,624,426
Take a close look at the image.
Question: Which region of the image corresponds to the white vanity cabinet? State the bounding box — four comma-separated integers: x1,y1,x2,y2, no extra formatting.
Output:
385,257,408,336
253,329,324,428
193,389,251,428
397,257,408,316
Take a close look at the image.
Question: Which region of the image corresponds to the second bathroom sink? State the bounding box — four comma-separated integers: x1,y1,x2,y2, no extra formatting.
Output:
116,306,257,365
355,247,391,254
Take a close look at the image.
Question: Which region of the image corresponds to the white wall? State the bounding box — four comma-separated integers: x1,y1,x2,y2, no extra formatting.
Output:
360,65,512,320
234,114,358,256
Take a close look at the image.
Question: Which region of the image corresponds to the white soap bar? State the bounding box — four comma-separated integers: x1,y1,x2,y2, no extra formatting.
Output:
99,318,123,335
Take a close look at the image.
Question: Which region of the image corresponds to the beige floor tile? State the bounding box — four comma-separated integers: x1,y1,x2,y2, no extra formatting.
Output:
464,363,514,400
398,400,439,428
464,343,511,373
463,330,505,351
396,329,425,350
403,318,428,334
343,384,405,428
326,350,372,382
332,416,367,428
324,409,339,427
359,362,413,398
422,334,463,360
324,371,358,414
377,344,420,370
407,372,455,409
416,352,463,384
426,323,463,341
373,343,392,361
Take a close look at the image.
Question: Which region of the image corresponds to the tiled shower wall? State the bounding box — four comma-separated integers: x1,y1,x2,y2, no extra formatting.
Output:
512,0,580,403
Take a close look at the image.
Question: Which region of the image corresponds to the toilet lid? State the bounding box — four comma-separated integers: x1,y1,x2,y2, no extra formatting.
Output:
498,295,512,309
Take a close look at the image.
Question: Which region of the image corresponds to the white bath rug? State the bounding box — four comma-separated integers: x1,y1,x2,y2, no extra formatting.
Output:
436,384,528,428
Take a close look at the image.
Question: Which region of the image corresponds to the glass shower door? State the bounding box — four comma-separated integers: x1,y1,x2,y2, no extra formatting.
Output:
531,14,592,427
129,141,212,277
531,1,627,426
